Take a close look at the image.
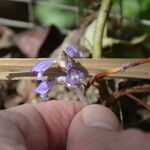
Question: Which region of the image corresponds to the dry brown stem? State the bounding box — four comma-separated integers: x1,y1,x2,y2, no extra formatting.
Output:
0,58,149,80
105,84,150,111
126,93,150,111
90,57,150,85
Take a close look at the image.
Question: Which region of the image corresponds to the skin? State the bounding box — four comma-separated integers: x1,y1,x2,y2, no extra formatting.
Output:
0,100,150,150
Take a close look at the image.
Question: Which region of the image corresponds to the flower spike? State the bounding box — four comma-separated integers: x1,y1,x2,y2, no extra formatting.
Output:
32,45,86,101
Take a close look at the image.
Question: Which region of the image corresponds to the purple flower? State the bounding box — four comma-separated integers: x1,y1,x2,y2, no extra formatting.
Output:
34,80,56,100
32,45,86,100
31,45,83,82
65,45,83,58
65,65,85,86
31,60,57,81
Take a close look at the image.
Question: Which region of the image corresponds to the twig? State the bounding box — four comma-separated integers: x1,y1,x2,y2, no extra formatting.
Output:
4,0,150,27
93,0,112,58
105,84,150,107
28,0,35,28
90,57,150,85
0,58,149,80
109,13,150,26
126,93,150,111
0,17,34,29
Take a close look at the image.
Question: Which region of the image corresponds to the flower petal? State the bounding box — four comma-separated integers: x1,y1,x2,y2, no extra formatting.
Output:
31,60,62,81
34,81,49,94
32,60,54,73
65,75,80,86
34,80,56,96
77,70,85,78
37,72,44,81
65,64,85,86
65,45,83,58
79,51,83,58
41,93,49,100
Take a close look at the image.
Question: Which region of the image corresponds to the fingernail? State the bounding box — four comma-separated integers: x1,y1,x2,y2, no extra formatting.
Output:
82,105,121,131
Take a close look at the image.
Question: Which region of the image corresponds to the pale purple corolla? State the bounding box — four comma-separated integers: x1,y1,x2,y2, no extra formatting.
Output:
32,45,85,100
34,77,66,100
33,80,56,100
31,60,59,81
34,65,85,100
65,65,85,86
65,45,83,58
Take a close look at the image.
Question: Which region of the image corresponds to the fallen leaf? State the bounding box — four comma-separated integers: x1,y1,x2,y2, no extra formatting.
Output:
15,28,49,58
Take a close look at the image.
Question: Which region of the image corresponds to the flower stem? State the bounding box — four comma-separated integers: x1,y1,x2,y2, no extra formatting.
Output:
93,0,112,58
75,86,89,105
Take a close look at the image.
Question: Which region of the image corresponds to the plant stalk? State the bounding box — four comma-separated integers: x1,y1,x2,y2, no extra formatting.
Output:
93,0,112,58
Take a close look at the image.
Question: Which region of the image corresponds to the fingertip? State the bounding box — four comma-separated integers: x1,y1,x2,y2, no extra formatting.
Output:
81,105,121,131
67,104,121,150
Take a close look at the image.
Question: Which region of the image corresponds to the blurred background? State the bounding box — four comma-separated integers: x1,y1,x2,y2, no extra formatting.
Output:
0,0,149,58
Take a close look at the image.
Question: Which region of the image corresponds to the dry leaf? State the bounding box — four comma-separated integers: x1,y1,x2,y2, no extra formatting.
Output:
15,28,49,58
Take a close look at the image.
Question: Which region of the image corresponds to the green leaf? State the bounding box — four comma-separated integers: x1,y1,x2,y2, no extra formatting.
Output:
34,0,76,28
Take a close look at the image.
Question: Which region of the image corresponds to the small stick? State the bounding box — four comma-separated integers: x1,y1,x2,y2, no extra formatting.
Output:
105,84,150,107
90,57,150,85
126,93,150,111
0,58,149,80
